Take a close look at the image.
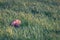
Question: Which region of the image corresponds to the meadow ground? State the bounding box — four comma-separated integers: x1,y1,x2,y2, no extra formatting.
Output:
0,0,60,40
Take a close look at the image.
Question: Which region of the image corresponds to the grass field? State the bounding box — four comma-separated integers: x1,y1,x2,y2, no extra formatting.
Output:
0,0,60,40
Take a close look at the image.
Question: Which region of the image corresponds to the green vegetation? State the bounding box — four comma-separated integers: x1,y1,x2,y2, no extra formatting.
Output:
0,0,60,40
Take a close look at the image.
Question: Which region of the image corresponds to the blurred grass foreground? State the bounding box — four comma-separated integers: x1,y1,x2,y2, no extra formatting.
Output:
0,0,60,40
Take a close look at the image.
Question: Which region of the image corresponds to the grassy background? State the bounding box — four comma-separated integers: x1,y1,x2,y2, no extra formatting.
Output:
0,0,60,40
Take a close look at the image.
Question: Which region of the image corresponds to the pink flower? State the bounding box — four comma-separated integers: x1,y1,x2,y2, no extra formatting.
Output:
11,19,21,27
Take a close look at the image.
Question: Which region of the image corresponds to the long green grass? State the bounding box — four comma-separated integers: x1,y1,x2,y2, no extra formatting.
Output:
0,0,60,40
